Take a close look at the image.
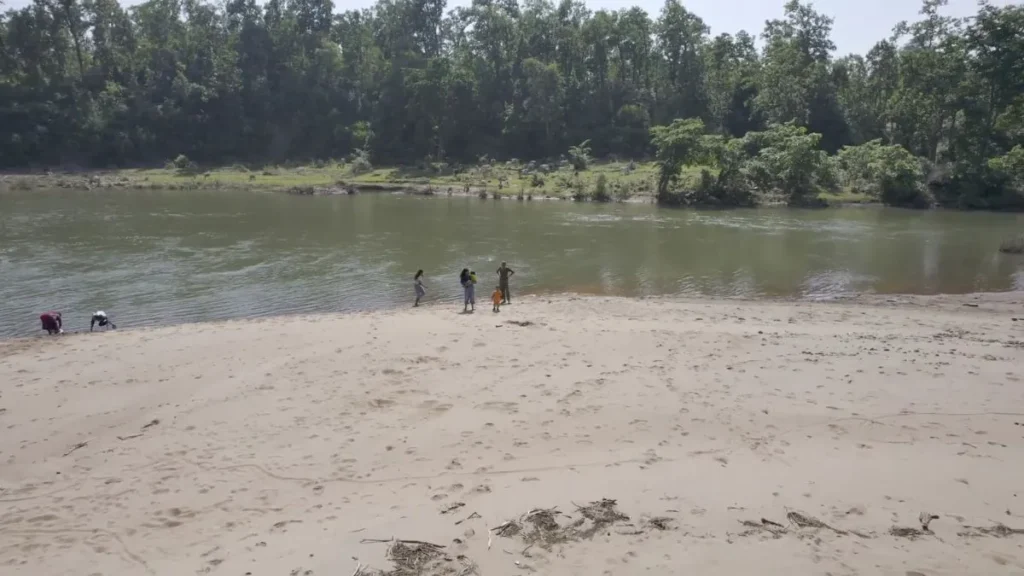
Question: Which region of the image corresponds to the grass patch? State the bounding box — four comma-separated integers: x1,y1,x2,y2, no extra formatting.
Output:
819,190,876,205
342,160,663,199
0,160,673,200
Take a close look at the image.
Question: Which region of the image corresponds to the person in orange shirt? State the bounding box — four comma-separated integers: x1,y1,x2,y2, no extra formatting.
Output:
491,286,503,313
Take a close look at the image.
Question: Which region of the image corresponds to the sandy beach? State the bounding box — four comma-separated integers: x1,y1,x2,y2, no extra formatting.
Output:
2,294,1024,575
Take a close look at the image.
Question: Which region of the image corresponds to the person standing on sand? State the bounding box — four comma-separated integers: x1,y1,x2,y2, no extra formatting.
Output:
496,262,515,304
40,311,62,335
460,268,475,313
414,270,426,307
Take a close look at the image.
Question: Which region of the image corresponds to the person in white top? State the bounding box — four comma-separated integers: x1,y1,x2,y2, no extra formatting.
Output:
90,311,117,331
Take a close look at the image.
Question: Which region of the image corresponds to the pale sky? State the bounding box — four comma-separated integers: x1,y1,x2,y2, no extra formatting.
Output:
3,0,1016,55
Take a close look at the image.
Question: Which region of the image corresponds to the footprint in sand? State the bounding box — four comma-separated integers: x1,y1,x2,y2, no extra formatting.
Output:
368,398,395,409
476,401,518,413
419,400,453,413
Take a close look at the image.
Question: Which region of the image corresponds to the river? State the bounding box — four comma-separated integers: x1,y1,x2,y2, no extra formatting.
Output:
2,188,1023,337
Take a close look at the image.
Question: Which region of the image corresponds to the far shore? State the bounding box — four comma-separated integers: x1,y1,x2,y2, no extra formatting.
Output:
1,292,1022,575
0,162,876,206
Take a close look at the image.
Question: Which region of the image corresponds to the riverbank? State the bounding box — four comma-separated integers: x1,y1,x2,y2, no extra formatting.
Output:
0,162,875,205
2,294,1022,575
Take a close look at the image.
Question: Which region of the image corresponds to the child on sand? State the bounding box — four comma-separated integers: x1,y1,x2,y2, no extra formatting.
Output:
492,286,503,312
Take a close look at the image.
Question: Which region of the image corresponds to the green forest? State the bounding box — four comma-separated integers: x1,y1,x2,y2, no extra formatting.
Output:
1,0,1023,208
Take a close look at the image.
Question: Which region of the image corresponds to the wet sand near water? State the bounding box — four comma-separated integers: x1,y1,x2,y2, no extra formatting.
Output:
1,294,1024,575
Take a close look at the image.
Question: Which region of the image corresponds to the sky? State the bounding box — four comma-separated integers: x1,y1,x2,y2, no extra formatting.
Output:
2,0,1016,55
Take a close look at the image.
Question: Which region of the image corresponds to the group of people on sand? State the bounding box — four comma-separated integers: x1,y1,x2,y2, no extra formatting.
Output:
415,262,516,313
38,310,116,335
36,265,514,335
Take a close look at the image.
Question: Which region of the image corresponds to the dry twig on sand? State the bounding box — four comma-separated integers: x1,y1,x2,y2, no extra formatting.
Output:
739,518,788,538
786,511,847,535
62,440,89,456
440,502,465,515
505,320,535,327
360,538,445,549
358,538,452,576
958,524,1024,538
117,419,161,441
455,512,480,525
890,526,928,539
491,520,523,538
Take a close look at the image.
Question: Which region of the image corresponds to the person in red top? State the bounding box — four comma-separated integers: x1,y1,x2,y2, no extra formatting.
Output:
40,311,63,335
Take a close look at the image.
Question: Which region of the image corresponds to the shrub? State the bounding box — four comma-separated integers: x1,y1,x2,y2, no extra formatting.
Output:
593,174,611,202
172,154,190,170
837,140,927,206
613,181,633,202
530,173,545,188
880,174,931,208
350,149,372,175
567,140,592,171
739,123,828,206
570,179,589,201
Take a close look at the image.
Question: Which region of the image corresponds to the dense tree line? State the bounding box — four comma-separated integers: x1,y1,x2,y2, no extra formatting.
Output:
1,0,1022,208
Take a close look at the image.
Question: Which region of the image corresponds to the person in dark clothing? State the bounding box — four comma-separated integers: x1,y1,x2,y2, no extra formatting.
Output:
460,268,475,313
40,311,62,335
90,311,116,331
414,270,426,307
496,262,515,304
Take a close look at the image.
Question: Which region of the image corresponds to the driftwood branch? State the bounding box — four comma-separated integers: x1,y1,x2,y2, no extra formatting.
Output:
63,440,89,457
441,502,466,515
455,511,480,525
360,538,445,549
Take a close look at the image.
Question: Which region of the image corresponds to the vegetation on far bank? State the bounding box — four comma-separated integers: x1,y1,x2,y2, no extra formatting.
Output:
0,156,879,206
0,159,668,199
1,0,1023,210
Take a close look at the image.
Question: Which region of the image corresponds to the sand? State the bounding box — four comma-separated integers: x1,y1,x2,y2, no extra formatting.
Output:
2,293,1024,576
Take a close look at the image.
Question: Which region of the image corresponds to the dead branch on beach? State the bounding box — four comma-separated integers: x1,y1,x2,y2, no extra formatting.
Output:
786,510,847,535
958,523,1024,538
487,499,635,551
62,440,89,456
117,419,161,441
360,538,446,549
440,502,465,515
739,518,788,538
454,512,480,526
890,526,929,539
358,538,454,576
